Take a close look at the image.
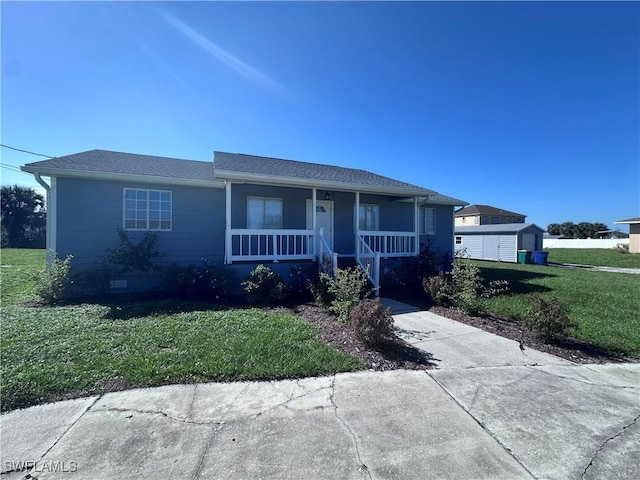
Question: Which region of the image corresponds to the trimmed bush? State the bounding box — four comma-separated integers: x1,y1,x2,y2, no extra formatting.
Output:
349,298,394,346
327,266,371,322
523,294,577,342
242,265,286,306
35,251,73,304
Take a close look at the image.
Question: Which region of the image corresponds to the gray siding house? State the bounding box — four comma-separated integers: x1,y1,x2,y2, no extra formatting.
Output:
22,150,466,292
455,223,544,263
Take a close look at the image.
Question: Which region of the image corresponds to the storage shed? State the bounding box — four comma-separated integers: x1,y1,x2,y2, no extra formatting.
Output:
455,223,545,263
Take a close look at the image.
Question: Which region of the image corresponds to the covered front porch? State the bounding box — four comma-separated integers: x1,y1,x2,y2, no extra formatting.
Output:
223,182,423,291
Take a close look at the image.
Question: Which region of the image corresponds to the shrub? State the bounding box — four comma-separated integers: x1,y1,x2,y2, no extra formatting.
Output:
242,265,286,306
105,229,162,274
381,241,448,296
72,260,116,295
327,266,371,322
310,272,334,307
35,251,73,304
160,261,237,300
349,298,394,346
523,294,577,343
423,257,508,316
287,263,318,303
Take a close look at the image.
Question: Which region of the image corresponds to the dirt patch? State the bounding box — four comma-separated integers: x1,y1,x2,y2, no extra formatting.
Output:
294,304,436,371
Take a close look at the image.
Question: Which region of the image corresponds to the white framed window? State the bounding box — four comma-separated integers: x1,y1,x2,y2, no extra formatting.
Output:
248,197,283,229
420,207,436,235
124,188,172,231
358,204,379,231
455,235,463,245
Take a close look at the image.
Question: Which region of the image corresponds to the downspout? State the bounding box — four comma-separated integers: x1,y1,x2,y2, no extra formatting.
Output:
33,173,55,266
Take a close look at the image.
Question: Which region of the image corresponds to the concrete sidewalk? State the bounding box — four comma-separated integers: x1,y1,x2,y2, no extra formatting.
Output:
2,302,638,479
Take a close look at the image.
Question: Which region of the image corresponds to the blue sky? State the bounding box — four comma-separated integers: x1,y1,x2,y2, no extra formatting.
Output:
2,1,638,231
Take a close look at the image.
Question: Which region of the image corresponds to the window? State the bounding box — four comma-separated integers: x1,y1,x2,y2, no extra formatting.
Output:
358,204,379,231
248,197,283,229
124,189,172,231
420,207,436,235
455,236,463,245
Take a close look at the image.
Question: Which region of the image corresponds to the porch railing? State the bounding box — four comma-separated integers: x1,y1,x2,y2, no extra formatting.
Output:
358,230,417,257
228,229,315,262
318,227,338,276
356,234,381,296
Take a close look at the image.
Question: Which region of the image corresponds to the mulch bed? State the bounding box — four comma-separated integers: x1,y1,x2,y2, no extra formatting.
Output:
294,301,635,369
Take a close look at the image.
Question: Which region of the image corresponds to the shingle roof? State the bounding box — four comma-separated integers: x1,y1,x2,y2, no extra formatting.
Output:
22,150,215,182
214,151,443,197
456,223,544,234
615,217,640,224
22,149,466,203
455,204,526,218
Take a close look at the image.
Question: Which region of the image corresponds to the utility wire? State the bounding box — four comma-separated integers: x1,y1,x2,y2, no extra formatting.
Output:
1,163,27,173
0,144,54,158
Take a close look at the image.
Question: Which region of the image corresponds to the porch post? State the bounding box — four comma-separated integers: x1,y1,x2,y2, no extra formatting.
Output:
414,196,420,255
355,191,360,262
225,182,232,264
312,187,317,257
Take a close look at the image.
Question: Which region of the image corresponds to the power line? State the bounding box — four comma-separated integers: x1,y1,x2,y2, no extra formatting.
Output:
1,163,27,173
0,144,54,158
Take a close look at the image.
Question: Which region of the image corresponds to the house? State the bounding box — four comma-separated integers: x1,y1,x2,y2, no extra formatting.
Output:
455,223,544,263
455,204,526,227
595,229,629,240
614,217,640,253
22,150,466,292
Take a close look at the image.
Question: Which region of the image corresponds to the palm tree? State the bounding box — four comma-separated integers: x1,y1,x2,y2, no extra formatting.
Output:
1,185,46,248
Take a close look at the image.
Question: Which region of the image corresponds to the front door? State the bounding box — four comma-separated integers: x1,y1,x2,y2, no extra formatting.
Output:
306,200,334,251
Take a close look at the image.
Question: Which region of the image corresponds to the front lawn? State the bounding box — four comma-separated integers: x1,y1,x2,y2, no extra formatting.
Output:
0,249,363,412
546,248,639,268
475,261,640,357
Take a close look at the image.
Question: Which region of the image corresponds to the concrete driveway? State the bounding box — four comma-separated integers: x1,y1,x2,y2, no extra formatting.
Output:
2,301,638,479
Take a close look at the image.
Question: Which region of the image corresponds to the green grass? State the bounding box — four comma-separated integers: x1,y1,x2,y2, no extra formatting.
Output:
0,249,363,412
0,248,45,307
546,248,639,268
475,261,640,357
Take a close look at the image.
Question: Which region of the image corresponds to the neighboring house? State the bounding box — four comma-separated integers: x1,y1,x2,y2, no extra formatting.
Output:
455,223,544,263
22,150,466,292
614,217,640,253
455,204,526,227
595,229,629,240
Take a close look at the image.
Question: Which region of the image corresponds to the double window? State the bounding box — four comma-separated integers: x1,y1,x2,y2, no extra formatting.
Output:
124,188,172,231
358,204,380,231
247,197,283,229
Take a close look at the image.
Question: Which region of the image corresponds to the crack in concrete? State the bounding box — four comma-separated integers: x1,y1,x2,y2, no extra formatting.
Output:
98,406,223,426
191,383,250,480
11,396,103,480
581,412,640,479
329,375,372,479
537,368,638,390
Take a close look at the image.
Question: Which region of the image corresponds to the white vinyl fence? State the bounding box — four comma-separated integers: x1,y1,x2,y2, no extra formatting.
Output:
543,238,629,249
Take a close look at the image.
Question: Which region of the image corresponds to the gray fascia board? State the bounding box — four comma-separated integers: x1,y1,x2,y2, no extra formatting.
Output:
214,169,431,197
21,166,224,188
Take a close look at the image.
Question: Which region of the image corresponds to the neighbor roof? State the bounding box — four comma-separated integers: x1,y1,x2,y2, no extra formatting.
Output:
615,217,640,224
214,151,465,201
22,150,217,187
455,204,526,218
456,223,543,234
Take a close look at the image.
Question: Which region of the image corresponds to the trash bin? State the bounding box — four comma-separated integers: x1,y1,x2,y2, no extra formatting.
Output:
532,251,549,266
517,250,531,264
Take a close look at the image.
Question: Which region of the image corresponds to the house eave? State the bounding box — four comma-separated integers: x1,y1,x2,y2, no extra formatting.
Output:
214,170,432,197
20,166,225,188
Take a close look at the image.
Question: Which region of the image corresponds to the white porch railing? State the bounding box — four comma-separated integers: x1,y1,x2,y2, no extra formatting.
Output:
228,229,315,262
318,227,338,276
358,230,417,257
356,234,381,296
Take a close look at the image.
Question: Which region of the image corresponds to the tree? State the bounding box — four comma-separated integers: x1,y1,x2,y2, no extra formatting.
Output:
559,221,576,238
1,185,46,248
547,223,562,236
